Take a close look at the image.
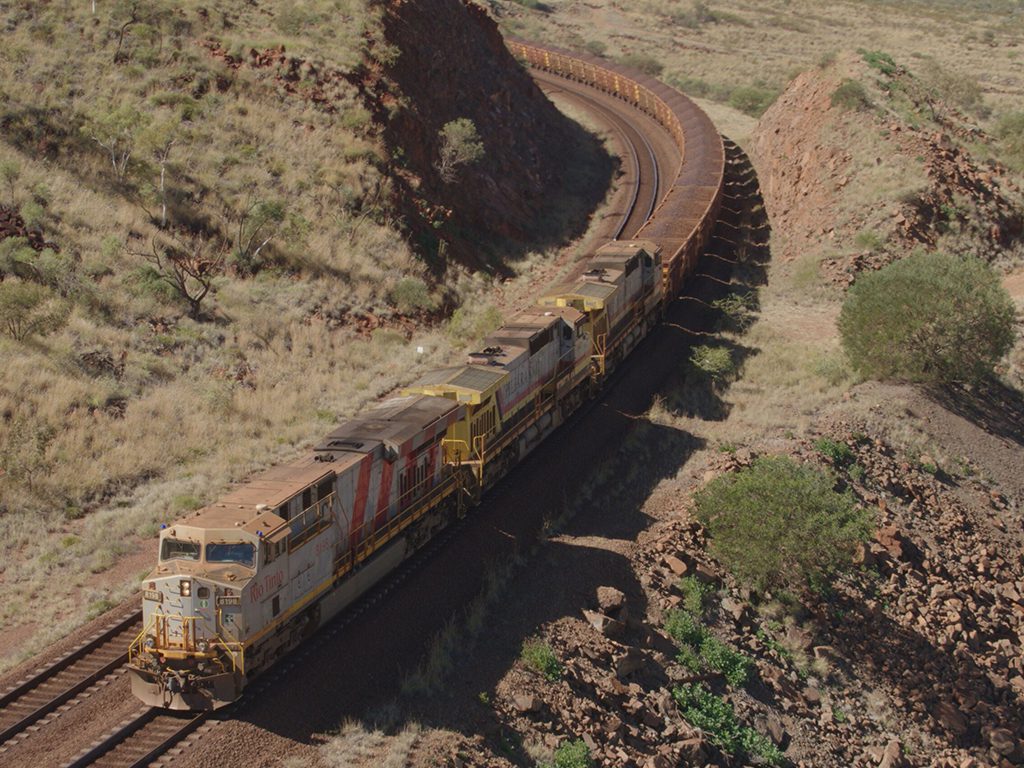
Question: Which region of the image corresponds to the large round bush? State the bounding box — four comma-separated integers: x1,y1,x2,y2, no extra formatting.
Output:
838,252,1016,384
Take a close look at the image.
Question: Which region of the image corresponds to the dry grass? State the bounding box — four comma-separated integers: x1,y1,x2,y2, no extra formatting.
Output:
494,0,1024,131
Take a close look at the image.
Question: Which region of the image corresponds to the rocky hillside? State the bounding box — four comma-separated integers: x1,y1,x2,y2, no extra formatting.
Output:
361,0,608,270
417,428,1024,767
752,51,1024,285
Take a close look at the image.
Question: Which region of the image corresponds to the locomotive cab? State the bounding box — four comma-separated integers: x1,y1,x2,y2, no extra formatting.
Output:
128,521,265,710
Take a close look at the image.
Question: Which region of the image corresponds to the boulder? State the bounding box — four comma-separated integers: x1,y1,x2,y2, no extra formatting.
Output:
932,701,968,736
615,648,647,679
512,693,541,713
878,739,905,768
597,586,627,614
664,555,688,576
582,609,625,638
988,727,1019,758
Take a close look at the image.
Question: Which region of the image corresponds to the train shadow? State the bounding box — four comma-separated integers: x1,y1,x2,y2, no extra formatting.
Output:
929,378,1024,449
651,137,772,425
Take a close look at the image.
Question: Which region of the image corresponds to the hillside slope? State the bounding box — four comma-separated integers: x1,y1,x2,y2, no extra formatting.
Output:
0,0,610,668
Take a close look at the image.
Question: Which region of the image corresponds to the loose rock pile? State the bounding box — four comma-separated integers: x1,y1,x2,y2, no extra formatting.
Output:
468,428,1022,767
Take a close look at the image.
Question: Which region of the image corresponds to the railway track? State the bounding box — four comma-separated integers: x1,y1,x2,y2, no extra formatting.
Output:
535,70,663,242
0,611,142,750
61,709,206,768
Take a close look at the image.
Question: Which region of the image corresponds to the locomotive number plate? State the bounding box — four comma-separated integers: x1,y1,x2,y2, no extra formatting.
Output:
144,589,163,602
217,595,241,606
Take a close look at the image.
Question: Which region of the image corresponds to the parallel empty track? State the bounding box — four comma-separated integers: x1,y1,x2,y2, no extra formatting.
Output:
0,612,142,749
535,69,665,242
62,709,206,768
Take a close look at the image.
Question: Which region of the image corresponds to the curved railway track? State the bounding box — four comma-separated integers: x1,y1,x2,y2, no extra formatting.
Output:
0,40,724,768
535,71,663,241
0,611,142,750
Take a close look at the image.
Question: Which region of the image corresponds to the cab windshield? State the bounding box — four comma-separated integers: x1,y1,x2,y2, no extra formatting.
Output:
160,538,200,562
206,542,256,568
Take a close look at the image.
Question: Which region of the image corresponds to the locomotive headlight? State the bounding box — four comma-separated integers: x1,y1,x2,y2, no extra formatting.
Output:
197,639,209,653
179,579,191,597
144,636,156,650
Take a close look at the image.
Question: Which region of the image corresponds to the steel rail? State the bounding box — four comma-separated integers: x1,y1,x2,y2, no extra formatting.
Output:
60,708,207,768
0,611,142,746
535,73,661,241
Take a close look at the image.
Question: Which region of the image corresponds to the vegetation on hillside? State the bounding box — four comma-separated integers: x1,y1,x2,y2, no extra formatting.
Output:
0,1,436,517
839,252,1016,384
0,0,546,668
693,457,874,594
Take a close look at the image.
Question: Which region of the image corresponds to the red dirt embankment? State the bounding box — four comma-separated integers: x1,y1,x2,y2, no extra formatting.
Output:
752,53,1024,284
361,0,608,271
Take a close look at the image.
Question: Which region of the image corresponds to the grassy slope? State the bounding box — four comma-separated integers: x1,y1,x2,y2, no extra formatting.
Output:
0,0,431,664
0,0,618,671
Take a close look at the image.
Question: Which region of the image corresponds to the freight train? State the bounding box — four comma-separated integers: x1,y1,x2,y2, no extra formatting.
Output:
127,40,725,710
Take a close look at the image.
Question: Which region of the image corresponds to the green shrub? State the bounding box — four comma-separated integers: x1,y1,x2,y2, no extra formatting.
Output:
711,292,756,331
678,575,714,616
583,40,606,57
666,607,751,686
447,303,502,345
854,230,884,251
665,608,705,647
389,277,437,314
690,345,734,381
672,683,784,765
541,740,593,768
813,437,856,467
0,281,67,341
676,642,702,673
436,118,485,183
617,53,664,77
664,1,717,28
699,636,751,686
838,252,1016,384
521,639,562,681
995,111,1024,171
728,85,781,117
831,78,870,111
693,456,873,593
860,49,898,76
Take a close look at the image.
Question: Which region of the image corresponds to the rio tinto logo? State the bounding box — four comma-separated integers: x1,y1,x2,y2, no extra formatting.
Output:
250,570,284,602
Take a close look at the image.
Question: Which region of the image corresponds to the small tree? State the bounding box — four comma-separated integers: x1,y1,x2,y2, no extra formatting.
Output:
223,193,288,276
0,281,67,341
435,118,485,183
996,111,1024,171
693,456,873,593
139,117,182,228
838,252,1016,384
131,231,224,318
82,102,150,182
0,159,20,202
